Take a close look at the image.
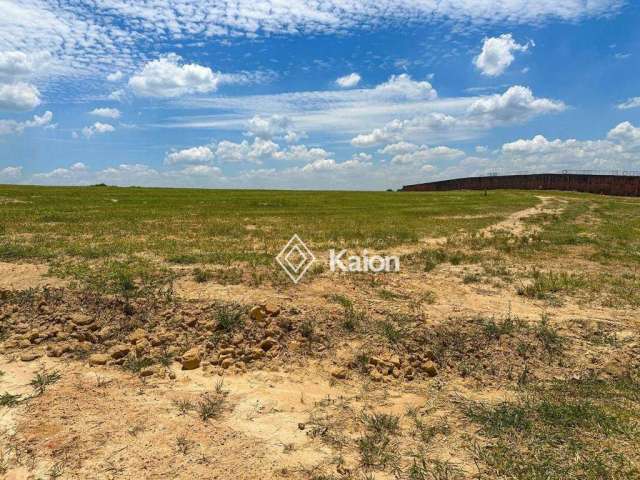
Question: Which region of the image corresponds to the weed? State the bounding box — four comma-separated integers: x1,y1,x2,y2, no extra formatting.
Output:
361,412,400,436
353,351,371,374
342,306,364,332
535,315,564,355
463,272,481,284
122,356,155,373
29,369,61,396
0,392,23,407
407,456,464,480
378,317,405,344
193,267,213,283
197,392,227,421
215,303,243,332
466,376,640,479
480,314,519,339
357,412,401,471
324,293,353,309
300,319,315,339
517,269,588,300
176,435,193,455
173,399,195,416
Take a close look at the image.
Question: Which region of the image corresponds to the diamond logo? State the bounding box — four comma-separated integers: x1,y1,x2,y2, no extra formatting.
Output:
276,234,316,284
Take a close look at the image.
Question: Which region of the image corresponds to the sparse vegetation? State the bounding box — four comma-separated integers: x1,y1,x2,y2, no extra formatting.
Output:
29,369,61,396
466,376,640,479
0,187,639,478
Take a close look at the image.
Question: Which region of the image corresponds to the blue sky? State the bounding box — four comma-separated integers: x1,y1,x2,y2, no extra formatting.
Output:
0,0,639,190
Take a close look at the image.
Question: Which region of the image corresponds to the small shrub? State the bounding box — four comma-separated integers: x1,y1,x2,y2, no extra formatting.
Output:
535,316,564,355
29,369,61,396
215,303,243,332
122,356,155,373
342,306,364,332
0,392,23,407
193,267,213,283
380,320,404,345
197,392,226,421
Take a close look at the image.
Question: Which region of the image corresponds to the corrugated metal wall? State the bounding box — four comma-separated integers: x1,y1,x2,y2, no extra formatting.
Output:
401,174,640,197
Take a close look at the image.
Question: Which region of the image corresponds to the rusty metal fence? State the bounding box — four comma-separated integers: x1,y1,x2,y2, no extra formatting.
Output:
401,173,640,197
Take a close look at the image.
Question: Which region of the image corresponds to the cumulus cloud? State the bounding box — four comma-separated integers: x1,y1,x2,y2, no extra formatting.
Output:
129,54,223,98
500,122,640,172
617,97,640,110
467,85,564,123
165,146,215,165
214,138,279,164
89,107,121,119
273,144,332,163
351,113,461,147
336,73,361,88
81,122,115,138
373,74,437,100
0,51,37,78
607,121,640,145
0,82,40,111
474,34,532,76
106,71,124,82
378,142,419,155
0,110,52,135
0,166,22,179
351,127,397,147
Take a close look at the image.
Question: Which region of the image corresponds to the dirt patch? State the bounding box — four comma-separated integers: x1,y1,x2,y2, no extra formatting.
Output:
0,262,66,290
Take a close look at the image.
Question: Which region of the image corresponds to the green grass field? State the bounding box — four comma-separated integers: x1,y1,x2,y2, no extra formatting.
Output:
1,185,639,297
0,185,541,263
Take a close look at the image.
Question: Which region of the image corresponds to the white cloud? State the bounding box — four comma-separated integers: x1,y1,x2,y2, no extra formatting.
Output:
390,146,465,165
273,144,332,163
607,121,640,145
617,97,640,110
247,114,288,138
0,110,52,135
474,34,532,76
0,82,40,111
179,79,561,149
0,166,22,179
373,74,437,100
0,0,622,86
336,73,361,88
129,54,222,98
300,157,371,173
81,122,115,138
467,85,564,123
178,165,221,176
351,126,398,147
379,142,419,155
214,138,279,164
165,146,214,165
89,107,121,119
109,89,126,102
500,122,640,172
107,71,124,82
0,51,36,78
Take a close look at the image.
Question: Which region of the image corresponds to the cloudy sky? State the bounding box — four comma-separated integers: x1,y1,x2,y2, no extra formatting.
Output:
0,0,639,190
